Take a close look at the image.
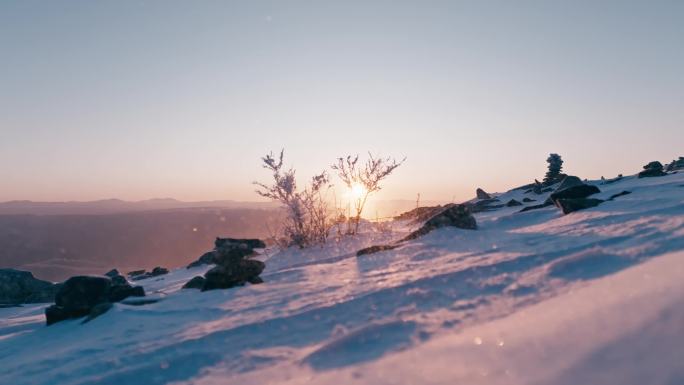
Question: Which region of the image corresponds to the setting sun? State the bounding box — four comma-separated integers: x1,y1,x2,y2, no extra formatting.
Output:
350,183,367,200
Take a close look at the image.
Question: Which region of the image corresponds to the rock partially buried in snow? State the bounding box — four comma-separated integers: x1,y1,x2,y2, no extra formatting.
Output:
182,276,206,289
554,176,584,191
131,266,169,281
476,188,491,200
104,269,120,278
45,275,145,325
556,198,604,214
549,184,601,206
404,204,476,240
202,260,266,291
0,269,59,305
506,199,523,207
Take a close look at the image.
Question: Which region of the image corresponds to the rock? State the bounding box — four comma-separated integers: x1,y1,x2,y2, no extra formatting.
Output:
182,276,206,290
45,304,70,325
638,161,666,178
469,199,504,213
46,275,145,325
127,270,146,278
151,267,168,276
213,247,254,267
0,269,58,305
556,198,604,214
404,204,476,240
532,180,543,195
549,184,601,206
111,275,128,286
608,190,631,200
554,176,584,191
522,197,536,203
506,199,523,207
356,244,399,256
81,302,114,324
666,157,684,171
187,238,267,268
131,266,169,281
202,260,266,291
518,202,554,212
108,284,145,302
541,187,553,193
104,269,120,278
215,238,266,250
247,276,264,284
476,188,491,200
55,276,111,315
187,251,216,269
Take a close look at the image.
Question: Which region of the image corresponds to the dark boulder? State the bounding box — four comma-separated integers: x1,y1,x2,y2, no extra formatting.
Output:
556,198,604,214
82,302,114,324
111,275,128,286
182,276,206,290
55,276,111,314
213,247,254,267
104,269,120,278
151,267,168,276
127,270,146,278
187,251,216,269
46,275,145,325
554,176,584,191
522,197,536,203
0,269,58,305
549,185,601,206
506,199,523,207
45,304,71,326
638,161,666,178
202,260,266,291
108,284,145,302
476,188,491,200
404,204,476,240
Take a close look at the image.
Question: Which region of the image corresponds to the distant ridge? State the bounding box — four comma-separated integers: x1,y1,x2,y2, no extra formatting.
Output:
0,199,280,215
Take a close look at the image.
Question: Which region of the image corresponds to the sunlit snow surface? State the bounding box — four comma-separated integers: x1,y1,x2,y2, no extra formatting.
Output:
1,173,683,385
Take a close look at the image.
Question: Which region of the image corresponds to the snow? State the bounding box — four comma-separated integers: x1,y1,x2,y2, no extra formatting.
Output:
1,172,683,385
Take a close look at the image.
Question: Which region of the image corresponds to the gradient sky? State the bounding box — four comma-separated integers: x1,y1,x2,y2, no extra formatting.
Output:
1,0,682,203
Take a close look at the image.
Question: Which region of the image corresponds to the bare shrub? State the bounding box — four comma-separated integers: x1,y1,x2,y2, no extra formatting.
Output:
331,153,405,234
254,150,332,248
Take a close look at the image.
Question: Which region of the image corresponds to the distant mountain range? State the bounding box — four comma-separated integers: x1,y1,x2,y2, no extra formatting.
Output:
0,198,280,215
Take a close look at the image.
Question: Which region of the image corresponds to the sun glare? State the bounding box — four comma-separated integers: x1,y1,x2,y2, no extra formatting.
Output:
350,183,366,200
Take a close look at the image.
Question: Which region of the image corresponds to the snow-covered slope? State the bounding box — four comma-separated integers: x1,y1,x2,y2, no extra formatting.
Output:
1,173,683,385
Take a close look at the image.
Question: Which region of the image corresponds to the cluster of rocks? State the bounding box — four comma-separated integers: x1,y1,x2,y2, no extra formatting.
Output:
666,157,684,172
519,176,606,214
0,269,59,305
638,161,667,178
128,266,169,281
183,238,266,291
45,273,145,325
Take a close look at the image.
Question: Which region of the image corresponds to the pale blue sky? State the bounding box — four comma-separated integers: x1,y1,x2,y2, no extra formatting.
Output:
1,0,682,202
